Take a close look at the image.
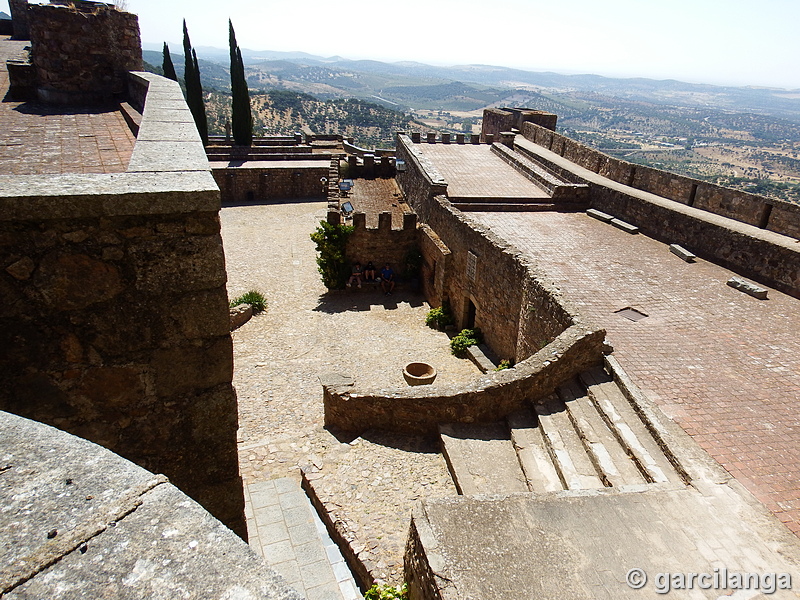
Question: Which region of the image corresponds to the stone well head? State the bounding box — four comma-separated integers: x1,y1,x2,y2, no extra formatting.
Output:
403,362,437,386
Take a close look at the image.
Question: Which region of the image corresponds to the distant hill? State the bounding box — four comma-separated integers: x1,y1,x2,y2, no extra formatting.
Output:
142,49,231,91
144,44,800,122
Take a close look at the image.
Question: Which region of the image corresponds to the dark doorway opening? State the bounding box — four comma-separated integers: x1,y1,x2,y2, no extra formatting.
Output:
465,298,477,329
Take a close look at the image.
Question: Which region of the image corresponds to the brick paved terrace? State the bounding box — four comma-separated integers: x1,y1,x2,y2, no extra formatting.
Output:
342,176,408,228
412,142,549,199
473,210,800,536
0,37,135,175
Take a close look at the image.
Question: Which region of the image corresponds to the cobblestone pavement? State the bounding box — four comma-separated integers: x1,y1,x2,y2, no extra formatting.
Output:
221,200,477,584
412,143,549,198
0,37,135,175
474,210,800,535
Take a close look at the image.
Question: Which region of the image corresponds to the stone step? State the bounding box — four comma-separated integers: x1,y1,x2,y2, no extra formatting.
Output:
508,409,563,493
439,422,529,495
453,202,562,212
535,395,606,490
579,366,684,486
559,379,648,488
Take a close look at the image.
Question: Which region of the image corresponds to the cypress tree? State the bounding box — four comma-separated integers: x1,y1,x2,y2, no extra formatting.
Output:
182,20,208,145
162,42,178,82
229,19,252,146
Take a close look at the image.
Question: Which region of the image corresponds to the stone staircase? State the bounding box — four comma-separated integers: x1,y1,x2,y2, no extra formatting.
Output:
440,366,685,495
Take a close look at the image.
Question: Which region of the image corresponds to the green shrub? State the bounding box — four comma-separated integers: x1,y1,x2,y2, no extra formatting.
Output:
310,220,354,289
365,583,408,600
425,304,453,329
229,290,266,313
495,359,514,371
450,328,482,357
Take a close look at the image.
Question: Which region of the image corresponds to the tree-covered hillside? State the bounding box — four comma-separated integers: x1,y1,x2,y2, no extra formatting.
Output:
206,90,418,148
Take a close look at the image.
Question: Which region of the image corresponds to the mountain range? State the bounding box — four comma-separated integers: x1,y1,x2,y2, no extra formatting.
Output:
143,42,800,123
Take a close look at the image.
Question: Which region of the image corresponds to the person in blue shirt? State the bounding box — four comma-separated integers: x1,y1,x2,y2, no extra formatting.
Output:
380,263,395,295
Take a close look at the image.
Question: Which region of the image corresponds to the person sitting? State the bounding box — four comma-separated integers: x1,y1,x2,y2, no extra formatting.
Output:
364,261,376,282
380,263,395,295
347,262,363,288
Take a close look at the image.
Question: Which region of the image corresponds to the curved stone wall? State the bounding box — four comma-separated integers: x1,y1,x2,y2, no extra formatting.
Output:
323,323,606,437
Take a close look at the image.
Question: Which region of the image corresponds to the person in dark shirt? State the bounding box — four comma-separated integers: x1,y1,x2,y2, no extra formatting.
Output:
380,263,395,295
364,261,376,282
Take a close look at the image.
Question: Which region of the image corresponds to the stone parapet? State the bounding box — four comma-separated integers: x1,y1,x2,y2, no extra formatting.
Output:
490,142,589,204
322,324,606,437
516,134,800,299
521,121,800,241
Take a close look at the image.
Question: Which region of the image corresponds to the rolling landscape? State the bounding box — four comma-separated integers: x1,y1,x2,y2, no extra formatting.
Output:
143,45,800,204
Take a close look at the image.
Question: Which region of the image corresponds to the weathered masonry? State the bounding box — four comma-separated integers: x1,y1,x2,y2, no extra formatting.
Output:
0,3,246,539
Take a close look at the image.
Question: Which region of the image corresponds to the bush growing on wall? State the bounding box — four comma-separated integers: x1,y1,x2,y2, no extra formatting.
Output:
310,220,354,289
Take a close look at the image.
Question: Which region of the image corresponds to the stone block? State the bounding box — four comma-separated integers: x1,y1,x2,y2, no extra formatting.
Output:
411,132,421,144
441,133,451,144
586,208,614,223
426,132,437,144
229,303,254,331
456,133,465,144
727,277,768,300
669,244,696,263
610,218,639,234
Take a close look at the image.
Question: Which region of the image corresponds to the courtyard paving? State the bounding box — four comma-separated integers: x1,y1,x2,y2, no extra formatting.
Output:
221,200,479,586
473,210,800,536
0,36,135,175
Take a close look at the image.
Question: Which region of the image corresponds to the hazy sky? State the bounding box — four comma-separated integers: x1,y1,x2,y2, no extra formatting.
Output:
5,0,799,89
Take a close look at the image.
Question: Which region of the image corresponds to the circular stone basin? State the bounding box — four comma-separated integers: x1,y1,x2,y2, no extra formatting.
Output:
403,362,437,386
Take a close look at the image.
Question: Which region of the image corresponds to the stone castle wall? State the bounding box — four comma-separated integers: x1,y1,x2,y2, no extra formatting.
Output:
482,108,558,141
521,121,800,240
211,163,329,203
344,211,419,280
396,134,574,361
28,2,142,104
0,72,246,538
520,121,800,298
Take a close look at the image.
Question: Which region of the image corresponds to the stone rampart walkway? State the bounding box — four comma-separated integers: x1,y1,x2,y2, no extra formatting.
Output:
415,143,549,199
474,209,800,536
